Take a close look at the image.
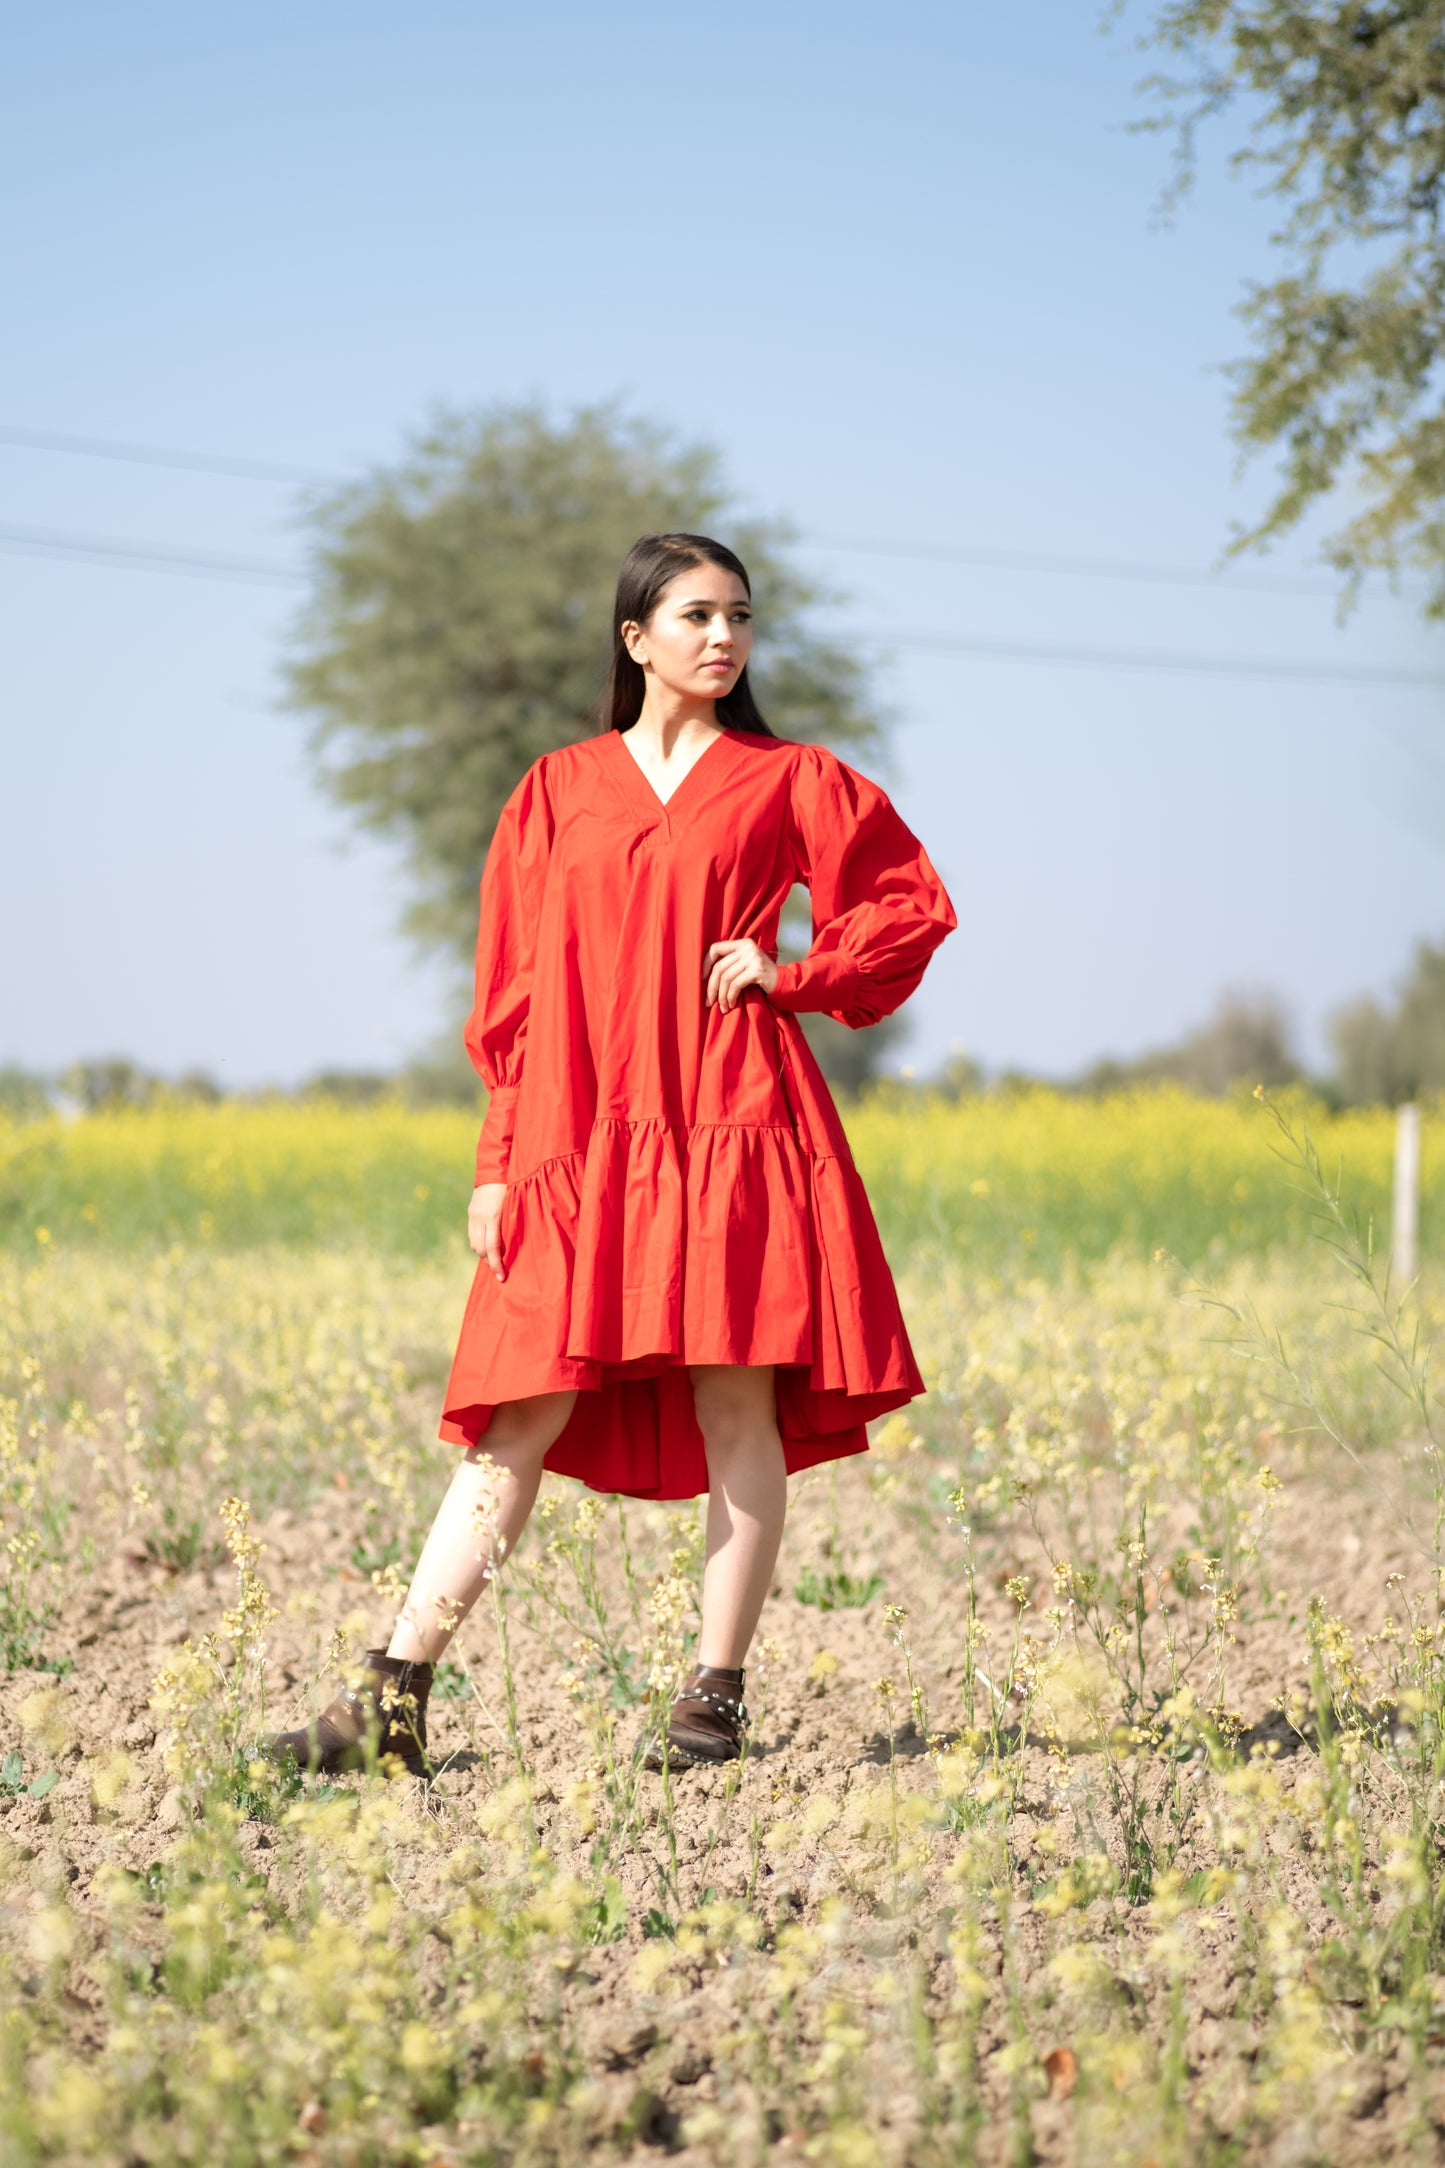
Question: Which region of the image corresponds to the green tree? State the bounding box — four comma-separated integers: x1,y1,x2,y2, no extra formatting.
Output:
1074,988,1301,1094
1330,933,1445,1098
0,1067,53,1120
1133,1,1445,611
285,399,885,963
59,1059,158,1112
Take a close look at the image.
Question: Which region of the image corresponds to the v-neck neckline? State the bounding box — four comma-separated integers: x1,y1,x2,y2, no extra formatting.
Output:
610,724,737,819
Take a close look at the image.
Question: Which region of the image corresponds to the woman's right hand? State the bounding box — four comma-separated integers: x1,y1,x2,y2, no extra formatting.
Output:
468,1182,509,1279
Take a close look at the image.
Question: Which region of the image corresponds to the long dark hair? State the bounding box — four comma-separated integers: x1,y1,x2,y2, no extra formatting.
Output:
591,532,775,737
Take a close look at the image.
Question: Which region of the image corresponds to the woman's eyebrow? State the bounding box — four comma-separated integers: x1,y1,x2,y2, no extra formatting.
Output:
677,595,750,607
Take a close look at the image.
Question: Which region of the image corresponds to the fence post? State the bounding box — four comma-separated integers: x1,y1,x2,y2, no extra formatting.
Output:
1393,1101,1421,1289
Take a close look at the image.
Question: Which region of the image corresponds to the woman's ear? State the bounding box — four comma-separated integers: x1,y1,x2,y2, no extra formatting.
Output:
620,618,648,665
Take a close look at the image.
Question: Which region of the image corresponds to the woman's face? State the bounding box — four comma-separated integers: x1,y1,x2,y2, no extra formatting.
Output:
622,564,753,705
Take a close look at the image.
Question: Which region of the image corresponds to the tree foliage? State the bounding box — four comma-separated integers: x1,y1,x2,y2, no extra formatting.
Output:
1074,988,1302,1094
284,400,886,968
1135,0,1445,611
1330,931,1445,1097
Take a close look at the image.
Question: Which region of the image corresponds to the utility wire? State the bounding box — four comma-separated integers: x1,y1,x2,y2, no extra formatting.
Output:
804,531,1420,601
854,626,1445,690
0,423,333,487
1,514,1440,690
0,418,1421,602
0,521,304,586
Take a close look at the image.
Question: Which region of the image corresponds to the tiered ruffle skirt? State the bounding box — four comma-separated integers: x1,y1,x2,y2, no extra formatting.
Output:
439,1113,924,1500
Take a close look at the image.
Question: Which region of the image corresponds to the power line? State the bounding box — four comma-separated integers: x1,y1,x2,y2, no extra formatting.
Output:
0,424,333,487
1,513,1439,690
0,418,1421,602
854,626,1445,690
805,531,1415,601
0,521,304,585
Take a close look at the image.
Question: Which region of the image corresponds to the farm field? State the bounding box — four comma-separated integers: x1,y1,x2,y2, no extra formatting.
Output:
1,1089,1443,2165
2,1083,1438,1271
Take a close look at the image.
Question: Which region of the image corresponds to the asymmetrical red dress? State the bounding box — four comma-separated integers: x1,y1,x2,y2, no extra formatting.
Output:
439,722,958,1500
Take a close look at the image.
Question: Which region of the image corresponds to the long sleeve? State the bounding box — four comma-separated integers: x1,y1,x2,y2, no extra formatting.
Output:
767,744,958,1030
465,757,556,1184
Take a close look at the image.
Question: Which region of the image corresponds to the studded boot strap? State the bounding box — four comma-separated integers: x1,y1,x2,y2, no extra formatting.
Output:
317,1651,432,1753
668,1663,749,1746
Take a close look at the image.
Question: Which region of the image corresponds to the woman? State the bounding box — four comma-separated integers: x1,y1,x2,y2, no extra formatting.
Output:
269,532,957,1779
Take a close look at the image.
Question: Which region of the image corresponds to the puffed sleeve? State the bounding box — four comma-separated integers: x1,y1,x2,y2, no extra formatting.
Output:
464,757,556,1185
767,744,957,1029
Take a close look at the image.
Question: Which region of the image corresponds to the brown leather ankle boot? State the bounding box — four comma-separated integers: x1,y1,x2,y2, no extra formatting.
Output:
266,1648,434,1778
646,1663,748,1770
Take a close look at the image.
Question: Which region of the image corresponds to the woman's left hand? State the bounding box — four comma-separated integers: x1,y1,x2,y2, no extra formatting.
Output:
703,937,779,1013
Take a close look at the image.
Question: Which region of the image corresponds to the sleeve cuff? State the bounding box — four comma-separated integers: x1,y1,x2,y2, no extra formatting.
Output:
474,1085,521,1185
768,952,861,1014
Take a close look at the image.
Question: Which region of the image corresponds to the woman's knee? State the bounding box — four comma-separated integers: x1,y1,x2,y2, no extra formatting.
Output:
688,1365,779,1455
468,1388,577,1463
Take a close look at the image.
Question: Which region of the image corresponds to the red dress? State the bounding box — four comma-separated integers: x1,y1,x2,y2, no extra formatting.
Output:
439,722,958,1500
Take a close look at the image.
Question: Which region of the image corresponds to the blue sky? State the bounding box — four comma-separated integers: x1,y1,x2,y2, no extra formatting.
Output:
4,2,1442,1088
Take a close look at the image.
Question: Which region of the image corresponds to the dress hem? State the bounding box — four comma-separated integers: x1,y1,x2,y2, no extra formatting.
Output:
437,1372,919,1502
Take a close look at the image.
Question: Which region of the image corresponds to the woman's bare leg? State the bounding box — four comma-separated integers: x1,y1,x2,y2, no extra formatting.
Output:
386,1389,578,1664
688,1364,788,1668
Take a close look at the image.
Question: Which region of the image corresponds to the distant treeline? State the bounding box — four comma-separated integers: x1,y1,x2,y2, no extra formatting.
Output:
1061,936,1445,1110
7,933,1444,1119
